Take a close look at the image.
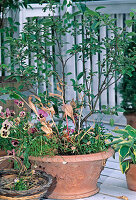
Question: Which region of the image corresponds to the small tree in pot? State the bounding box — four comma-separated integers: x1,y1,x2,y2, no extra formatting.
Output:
0,1,136,199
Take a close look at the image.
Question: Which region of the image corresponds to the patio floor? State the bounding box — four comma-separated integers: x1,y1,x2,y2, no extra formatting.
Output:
46,153,136,200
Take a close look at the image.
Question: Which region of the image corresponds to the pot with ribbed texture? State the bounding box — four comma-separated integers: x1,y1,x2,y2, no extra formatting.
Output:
29,147,114,199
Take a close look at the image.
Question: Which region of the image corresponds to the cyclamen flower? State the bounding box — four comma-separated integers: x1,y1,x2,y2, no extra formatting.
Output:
2,119,13,130
19,111,26,118
14,100,24,108
0,128,10,138
38,109,48,120
5,108,11,118
7,149,15,156
11,140,19,147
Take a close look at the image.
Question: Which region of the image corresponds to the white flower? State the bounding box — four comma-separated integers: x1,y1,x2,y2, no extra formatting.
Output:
0,128,10,138
14,178,19,183
0,106,3,113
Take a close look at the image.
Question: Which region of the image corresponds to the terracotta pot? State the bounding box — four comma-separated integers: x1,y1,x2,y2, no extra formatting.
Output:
29,147,114,199
0,150,13,169
126,163,136,191
124,112,136,129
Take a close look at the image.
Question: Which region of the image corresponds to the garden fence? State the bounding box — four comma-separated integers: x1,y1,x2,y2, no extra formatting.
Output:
0,0,136,113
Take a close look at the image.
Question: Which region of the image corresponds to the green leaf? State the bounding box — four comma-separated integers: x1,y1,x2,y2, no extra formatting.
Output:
9,93,20,99
46,42,54,46
8,17,13,25
18,85,24,90
85,7,99,17
108,138,123,146
101,105,107,109
125,125,136,138
66,72,72,76
110,118,114,126
67,11,81,19
113,129,129,137
120,160,129,173
77,3,87,14
127,32,136,37
0,99,6,104
116,108,125,112
70,79,76,85
119,146,130,160
125,19,134,27
77,72,84,80
15,76,21,82
130,12,135,18
95,6,105,11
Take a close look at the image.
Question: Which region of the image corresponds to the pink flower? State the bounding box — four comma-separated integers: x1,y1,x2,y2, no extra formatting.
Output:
19,111,26,118
5,108,11,118
69,129,75,134
0,112,5,119
10,110,15,117
28,127,38,134
14,100,24,108
14,100,19,105
7,149,15,156
11,140,19,147
38,109,48,119
2,119,13,130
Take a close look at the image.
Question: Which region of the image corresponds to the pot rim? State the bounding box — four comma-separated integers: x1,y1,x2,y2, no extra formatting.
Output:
29,147,114,163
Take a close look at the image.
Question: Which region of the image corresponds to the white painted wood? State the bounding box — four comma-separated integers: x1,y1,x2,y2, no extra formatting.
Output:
116,14,124,107
75,15,84,101
92,50,99,110
107,14,116,108
65,4,76,102
73,0,136,15
100,22,107,107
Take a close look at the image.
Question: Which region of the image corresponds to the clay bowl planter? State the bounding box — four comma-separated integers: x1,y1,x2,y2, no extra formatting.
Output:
126,163,136,191
29,147,114,199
